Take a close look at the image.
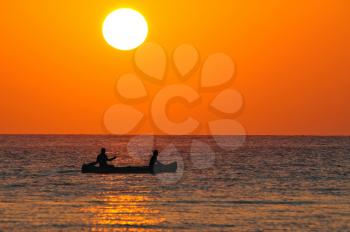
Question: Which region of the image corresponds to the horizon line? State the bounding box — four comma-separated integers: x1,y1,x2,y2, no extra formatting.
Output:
0,133,349,137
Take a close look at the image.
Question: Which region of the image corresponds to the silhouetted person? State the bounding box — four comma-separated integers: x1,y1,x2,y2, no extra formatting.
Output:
96,148,116,168
149,150,159,173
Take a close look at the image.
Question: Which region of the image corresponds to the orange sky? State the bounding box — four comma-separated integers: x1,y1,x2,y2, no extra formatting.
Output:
0,0,349,135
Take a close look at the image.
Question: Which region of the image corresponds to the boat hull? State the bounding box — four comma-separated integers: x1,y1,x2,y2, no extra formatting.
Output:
81,162,177,174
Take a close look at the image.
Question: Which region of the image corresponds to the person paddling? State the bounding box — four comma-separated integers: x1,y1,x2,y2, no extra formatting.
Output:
96,148,116,168
149,150,160,173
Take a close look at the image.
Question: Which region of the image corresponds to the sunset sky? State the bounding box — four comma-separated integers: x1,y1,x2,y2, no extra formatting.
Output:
1,0,349,135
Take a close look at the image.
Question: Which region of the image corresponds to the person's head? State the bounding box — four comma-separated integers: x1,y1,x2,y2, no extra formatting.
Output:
101,148,106,154
153,149,158,157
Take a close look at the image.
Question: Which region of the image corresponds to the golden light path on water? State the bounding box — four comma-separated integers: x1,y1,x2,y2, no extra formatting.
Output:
82,194,165,230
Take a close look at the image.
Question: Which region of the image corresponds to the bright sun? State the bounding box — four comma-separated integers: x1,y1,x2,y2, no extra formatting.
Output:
102,8,148,51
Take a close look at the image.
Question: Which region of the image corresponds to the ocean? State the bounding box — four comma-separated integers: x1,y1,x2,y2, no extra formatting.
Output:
0,135,349,231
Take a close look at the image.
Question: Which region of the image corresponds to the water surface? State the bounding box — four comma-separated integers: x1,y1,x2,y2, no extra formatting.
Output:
0,135,349,231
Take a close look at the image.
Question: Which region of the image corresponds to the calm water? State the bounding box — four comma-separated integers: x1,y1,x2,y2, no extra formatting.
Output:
0,135,349,231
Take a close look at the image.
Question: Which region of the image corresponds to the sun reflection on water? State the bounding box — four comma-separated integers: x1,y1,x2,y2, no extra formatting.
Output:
82,194,165,230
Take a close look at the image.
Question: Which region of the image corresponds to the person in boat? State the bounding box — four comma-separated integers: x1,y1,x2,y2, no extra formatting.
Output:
149,149,162,173
96,148,116,168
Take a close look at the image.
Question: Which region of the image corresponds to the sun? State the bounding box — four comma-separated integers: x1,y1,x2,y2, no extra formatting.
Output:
102,8,148,51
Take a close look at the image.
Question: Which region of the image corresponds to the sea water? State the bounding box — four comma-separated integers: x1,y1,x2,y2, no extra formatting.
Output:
0,135,349,231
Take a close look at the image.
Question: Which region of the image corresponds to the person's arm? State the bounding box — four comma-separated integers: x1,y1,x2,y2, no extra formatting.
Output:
155,160,163,166
107,156,116,161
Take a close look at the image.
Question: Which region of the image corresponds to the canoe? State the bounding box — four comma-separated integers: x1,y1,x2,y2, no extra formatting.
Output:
81,162,177,174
